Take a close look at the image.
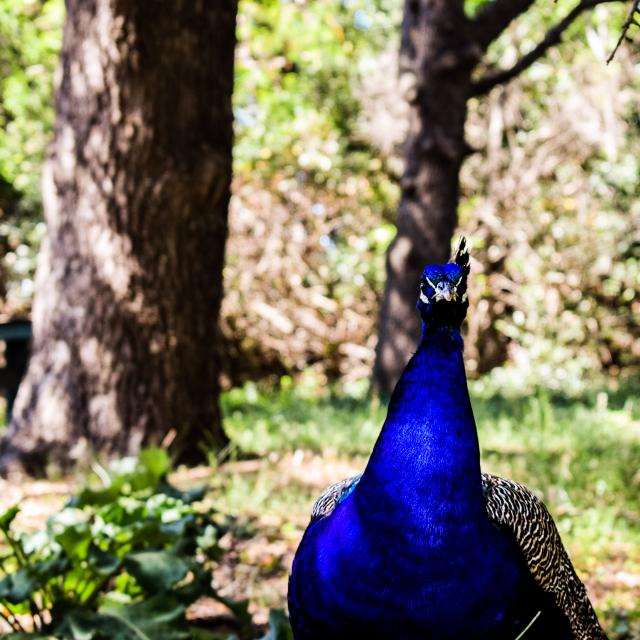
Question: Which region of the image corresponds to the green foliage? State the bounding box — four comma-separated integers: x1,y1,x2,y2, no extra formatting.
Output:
235,0,400,198
221,381,640,553
461,4,640,387
0,0,62,206
0,0,63,310
0,448,292,639
226,0,640,387
222,1,403,384
258,610,293,640
0,0,637,388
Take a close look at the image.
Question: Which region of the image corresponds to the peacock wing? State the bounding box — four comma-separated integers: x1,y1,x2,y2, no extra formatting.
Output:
310,474,362,522
481,473,607,640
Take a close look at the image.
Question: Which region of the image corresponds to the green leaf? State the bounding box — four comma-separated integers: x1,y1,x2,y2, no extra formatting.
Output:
71,481,123,508
88,545,121,576
259,609,293,640
160,514,195,539
31,554,70,580
0,567,35,604
213,594,253,634
1,633,58,639
54,602,189,640
100,593,191,640
172,565,214,607
0,504,19,531
158,479,207,504
56,607,135,640
113,520,166,548
138,448,171,482
123,551,190,592
55,522,92,561
196,524,222,561
191,630,238,640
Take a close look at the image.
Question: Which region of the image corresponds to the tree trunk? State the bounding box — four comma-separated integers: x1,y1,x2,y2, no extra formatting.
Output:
0,0,238,475
373,0,478,394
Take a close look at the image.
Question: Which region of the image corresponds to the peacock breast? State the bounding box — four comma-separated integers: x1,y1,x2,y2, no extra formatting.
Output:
290,495,531,639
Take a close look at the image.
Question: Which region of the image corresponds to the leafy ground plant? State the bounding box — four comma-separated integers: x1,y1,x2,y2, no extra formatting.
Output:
0,448,291,640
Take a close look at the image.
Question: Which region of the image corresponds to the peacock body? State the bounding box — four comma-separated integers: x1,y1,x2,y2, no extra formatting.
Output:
288,240,606,640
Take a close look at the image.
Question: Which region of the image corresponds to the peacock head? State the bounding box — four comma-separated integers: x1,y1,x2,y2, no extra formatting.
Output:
417,237,470,330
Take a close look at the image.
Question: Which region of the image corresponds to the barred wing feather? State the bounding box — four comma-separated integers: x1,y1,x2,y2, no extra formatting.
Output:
481,473,606,640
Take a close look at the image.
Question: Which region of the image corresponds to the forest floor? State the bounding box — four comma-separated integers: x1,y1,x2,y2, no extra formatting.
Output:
1,384,639,638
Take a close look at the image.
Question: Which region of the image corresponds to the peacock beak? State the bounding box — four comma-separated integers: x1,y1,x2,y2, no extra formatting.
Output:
434,281,457,302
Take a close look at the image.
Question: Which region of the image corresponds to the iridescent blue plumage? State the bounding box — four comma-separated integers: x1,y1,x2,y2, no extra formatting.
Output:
288,239,605,640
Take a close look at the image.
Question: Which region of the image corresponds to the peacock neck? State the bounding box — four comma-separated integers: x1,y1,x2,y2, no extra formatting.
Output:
357,325,486,527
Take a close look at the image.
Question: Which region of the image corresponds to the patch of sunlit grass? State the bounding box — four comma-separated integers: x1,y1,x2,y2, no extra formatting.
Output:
219,381,640,636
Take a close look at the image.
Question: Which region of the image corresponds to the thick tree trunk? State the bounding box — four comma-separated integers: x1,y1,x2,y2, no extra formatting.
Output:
0,0,238,475
373,0,478,394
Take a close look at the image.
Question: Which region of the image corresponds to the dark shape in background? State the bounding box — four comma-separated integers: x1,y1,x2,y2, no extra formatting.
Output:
0,319,31,420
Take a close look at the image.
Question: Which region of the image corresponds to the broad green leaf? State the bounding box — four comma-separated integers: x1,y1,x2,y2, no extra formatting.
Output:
160,514,195,539
57,607,137,640
196,524,222,560
100,593,191,640
1,634,58,639
113,571,142,599
0,567,35,604
123,551,190,592
114,520,167,548
259,609,293,640
172,565,214,606
55,522,92,561
31,554,70,580
138,448,171,482
88,545,121,576
191,630,239,640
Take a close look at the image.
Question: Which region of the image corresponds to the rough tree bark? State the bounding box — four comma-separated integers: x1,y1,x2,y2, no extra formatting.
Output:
373,0,626,393
0,0,238,475
373,0,478,393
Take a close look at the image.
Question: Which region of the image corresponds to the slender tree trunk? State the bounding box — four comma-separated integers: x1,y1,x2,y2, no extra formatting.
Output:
0,0,238,475
373,0,478,394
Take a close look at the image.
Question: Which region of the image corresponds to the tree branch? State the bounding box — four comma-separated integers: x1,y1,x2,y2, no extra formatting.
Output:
607,0,640,63
471,0,626,97
472,0,537,51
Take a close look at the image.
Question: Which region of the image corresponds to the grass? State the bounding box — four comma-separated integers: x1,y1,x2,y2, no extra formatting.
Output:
217,381,640,635
221,382,640,538
1,381,638,636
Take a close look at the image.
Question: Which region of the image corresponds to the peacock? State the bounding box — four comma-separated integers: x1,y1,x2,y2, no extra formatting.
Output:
287,239,607,640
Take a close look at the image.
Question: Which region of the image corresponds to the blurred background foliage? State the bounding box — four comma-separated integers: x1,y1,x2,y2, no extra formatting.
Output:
0,0,638,394
0,1,638,635
0,0,59,310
